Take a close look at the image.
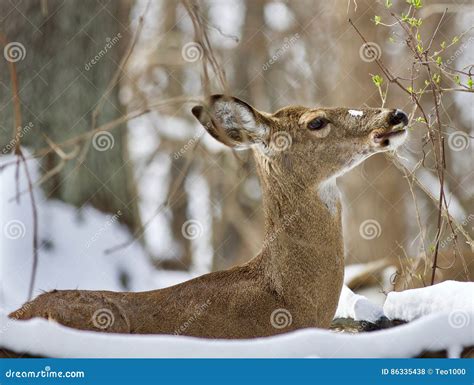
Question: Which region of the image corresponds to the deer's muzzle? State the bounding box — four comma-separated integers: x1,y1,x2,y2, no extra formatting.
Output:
388,109,409,127
373,129,407,144
371,109,409,149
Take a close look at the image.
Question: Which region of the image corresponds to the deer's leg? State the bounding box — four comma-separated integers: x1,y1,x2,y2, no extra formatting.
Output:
9,290,131,333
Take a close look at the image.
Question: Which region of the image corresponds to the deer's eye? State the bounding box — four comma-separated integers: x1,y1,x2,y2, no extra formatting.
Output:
307,118,328,131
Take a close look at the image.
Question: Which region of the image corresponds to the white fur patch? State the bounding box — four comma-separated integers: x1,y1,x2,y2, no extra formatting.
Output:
317,178,340,216
348,110,363,118
388,130,408,149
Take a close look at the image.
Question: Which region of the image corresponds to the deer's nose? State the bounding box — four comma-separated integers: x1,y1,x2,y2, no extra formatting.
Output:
388,109,408,126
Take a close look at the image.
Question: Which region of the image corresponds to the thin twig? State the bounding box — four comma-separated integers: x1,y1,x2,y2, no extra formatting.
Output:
0,34,40,300
18,150,40,300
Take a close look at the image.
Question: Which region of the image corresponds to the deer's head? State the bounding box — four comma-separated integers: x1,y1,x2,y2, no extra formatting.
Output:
192,95,408,184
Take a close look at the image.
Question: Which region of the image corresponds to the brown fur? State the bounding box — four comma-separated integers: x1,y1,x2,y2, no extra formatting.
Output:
10,95,408,338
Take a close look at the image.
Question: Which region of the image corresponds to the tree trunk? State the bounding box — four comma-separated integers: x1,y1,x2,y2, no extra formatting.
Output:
0,0,140,232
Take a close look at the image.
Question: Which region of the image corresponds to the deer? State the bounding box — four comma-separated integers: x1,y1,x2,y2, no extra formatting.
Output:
9,95,409,338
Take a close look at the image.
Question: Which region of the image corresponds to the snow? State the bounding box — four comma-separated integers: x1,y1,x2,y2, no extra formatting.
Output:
343,263,369,283
264,2,295,32
208,0,245,49
335,285,384,323
0,311,471,358
384,280,474,321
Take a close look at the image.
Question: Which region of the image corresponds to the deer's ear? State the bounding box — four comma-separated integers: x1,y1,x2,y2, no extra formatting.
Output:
191,95,269,149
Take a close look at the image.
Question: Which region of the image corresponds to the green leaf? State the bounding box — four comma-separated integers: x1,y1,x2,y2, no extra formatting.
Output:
408,17,422,27
407,0,423,9
468,78,473,89
372,74,384,87
374,15,382,25
454,75,461,85
407,86,414,93
452,36,459,44
436,56,442,65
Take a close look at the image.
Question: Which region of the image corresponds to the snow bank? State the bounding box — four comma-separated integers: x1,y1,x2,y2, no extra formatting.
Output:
0,311,471,358
335,285,384,322
384,280,474,321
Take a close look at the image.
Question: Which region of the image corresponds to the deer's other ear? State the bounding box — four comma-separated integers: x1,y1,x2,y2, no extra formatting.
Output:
191,95,269,149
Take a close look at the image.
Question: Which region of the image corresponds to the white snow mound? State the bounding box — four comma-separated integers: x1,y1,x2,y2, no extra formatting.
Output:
335,285,384,322
384,280,474,321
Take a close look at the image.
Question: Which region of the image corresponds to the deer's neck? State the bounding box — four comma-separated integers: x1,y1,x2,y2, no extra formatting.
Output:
254,159,344,300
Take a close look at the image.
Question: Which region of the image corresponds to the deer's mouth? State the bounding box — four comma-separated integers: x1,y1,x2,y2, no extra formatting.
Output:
372,128,407,148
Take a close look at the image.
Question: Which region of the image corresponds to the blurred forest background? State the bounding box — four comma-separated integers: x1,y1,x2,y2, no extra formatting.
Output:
0,0,472,306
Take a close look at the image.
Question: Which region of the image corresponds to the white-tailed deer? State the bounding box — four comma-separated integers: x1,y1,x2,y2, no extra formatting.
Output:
10,95,408,338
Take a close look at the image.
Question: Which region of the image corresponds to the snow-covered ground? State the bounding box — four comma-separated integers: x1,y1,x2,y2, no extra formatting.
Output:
384,281,474,322
0,309,472,358
1,153,472,358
